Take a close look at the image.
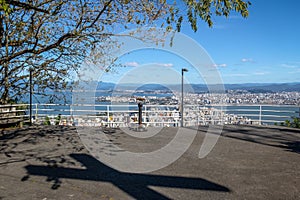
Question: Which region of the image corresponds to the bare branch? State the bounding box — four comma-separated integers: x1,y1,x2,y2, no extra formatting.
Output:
6,0,50,14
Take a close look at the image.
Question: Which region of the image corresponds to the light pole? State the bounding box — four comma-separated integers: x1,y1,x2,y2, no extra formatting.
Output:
181,68,188,127
29,69,33,126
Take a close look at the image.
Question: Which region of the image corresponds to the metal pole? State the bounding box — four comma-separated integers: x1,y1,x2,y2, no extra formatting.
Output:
181,70,184,127
29,69,32,126
107,105,109,127
35,103,38,121
181,68,188,127
259,105,262,125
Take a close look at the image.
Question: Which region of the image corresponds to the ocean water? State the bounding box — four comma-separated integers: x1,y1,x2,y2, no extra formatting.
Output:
221,105,299,124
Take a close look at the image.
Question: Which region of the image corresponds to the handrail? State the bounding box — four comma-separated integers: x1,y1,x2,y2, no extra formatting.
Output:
0,103,299,127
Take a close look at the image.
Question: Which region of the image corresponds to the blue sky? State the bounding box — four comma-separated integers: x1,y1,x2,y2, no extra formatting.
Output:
100,0,300,84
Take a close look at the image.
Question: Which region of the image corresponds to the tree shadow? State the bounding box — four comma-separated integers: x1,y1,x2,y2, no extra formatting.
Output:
195,125,300,154
0,126,85,166
281,141,300,153
24,153,230,199
0,125,76,141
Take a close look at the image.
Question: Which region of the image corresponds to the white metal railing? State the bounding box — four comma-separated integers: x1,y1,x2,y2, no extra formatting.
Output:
0,103,299,127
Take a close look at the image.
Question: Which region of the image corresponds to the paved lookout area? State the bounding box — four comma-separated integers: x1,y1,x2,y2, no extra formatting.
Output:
0,125,299,200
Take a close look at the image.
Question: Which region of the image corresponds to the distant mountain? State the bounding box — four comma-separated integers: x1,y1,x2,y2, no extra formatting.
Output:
224,83,300,92
96,82,116,90
95,82,300,93
97,82,175,91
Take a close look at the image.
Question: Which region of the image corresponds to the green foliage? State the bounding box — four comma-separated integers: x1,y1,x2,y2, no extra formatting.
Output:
292,117,300,128
285,120,291,127
55,114,61,125
280,117,300,129
183,0,251,30
44,116,50,125
0,0,10,14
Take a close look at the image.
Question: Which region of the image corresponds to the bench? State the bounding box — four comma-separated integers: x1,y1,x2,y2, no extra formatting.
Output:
0,104,28,128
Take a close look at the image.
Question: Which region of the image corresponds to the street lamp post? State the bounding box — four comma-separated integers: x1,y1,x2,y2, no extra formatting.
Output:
29,69,33,126
181,68,188,127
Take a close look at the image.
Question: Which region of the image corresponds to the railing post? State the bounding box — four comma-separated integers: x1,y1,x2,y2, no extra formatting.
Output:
144,105,147,124
35,103,38,122
259,105,262,125
107,105,110,127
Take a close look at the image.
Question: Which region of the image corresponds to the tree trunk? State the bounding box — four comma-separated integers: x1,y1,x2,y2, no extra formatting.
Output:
1,15,10,105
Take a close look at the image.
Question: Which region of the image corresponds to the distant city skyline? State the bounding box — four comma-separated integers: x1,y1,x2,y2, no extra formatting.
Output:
100,0,300,84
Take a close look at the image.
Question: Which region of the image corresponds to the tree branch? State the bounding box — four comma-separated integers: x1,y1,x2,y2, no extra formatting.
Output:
83,0,114,30
0,32,76,65
6,0,50,14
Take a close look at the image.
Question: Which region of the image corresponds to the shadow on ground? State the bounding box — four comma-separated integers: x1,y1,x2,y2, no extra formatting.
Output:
0,126,85,168
23,153,230,199
196,125,300,154
0,126,76,141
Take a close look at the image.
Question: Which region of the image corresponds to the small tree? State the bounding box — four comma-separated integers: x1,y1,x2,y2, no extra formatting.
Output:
291,117,300,128
283,117,300,129
285,120,291,127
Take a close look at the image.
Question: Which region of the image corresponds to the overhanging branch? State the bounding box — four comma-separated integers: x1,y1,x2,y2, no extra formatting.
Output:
6,0,50,14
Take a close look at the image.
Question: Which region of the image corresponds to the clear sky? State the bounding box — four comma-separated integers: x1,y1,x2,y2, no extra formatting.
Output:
99,0,300,84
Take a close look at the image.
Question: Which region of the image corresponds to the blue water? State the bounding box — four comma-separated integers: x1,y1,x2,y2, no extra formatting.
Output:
95,91,173,98
219,105,299,123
